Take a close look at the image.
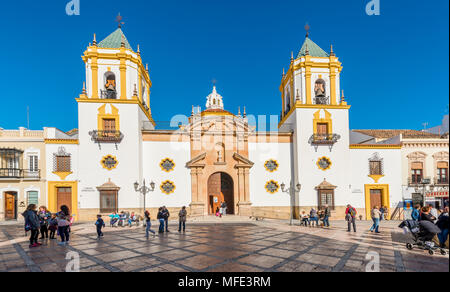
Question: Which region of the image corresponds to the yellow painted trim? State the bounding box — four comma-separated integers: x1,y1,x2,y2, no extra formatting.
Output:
317,157,332,171
47,181,78,221
101,155,119,171
160,180,176,195
278,102,351,128
160,158,176,173
45,139,79,145
75,98,156,127
52,171,73,180
313,109,333,135
368,174,384,184
265,180,280,194
264,159,279,173
97,104,120,131
350,145,402,149
200,111,234,117
364,184,390,220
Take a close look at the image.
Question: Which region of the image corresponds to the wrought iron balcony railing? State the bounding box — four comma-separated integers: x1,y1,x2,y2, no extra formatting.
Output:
0,169,40,180
308,133,341,145
100,90,117,100
435,177,449,186
408,177,432,187
314,96,330,105
89,130,124,143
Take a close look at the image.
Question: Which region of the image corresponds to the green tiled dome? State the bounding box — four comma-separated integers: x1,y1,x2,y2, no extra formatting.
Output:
98,28,133,50
297,37,329,58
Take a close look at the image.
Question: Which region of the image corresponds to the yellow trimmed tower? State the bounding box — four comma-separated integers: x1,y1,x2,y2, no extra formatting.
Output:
278,27,353,218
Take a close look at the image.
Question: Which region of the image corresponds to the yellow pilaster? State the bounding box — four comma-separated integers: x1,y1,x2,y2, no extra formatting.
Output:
91,54,99,99
305,56,312,104
330,70,337,105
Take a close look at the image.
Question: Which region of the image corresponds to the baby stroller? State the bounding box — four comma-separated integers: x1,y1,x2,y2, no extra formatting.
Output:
399,220,447,256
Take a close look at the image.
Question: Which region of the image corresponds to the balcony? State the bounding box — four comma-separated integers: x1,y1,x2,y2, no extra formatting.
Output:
100,90,117,100
89,130,124,144
408,177,431,187
0,169,40,180
435,177,449,186
309,133,341,145
314,96,330,105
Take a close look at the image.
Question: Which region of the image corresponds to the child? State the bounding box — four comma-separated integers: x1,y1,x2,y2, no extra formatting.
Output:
95,215,105,239
215,207,220,217
48,214,58,239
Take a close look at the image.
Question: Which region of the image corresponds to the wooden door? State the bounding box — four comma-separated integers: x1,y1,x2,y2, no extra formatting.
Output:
57,187,72,213
370,189,382,209
208,173,222,214
317,123,329,139
4,193,16,220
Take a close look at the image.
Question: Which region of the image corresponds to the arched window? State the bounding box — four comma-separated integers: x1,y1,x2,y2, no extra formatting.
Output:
314,79,328,104
102,71,117,99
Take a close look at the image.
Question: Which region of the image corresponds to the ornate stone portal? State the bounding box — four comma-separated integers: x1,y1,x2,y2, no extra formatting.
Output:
185,87,254,217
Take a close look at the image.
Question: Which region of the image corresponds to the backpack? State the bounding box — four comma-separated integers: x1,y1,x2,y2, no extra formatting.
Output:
349,207,356,217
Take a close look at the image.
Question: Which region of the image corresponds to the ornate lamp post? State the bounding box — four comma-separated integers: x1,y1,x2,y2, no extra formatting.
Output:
134,179,156,214
281,182,302,226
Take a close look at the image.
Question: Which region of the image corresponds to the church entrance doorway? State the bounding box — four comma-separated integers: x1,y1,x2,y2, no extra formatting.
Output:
207,172,234,215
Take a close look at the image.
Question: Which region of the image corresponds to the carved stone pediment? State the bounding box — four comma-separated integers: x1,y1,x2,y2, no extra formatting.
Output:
407,151,427,161
186,153,206,168
233,153,254,168
433,151,449,161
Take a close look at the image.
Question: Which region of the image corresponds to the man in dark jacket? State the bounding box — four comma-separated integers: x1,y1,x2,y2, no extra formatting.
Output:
162,206,170,232
323,205,331,227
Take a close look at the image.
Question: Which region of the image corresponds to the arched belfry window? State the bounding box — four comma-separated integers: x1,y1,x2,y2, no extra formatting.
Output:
102,71,117,99
314,79,328,105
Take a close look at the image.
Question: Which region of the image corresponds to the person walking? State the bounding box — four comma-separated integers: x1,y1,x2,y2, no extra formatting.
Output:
370,206,381,233
323,205,331,228
56,205,71,246
379,206,385,221
411,204,421,221
162,206,170,232
436,207,449,248
345,204,357,232
144,210,156,238
22,204,41,248
95,215,105,239
178,206,187,233
157,207,165,234
38,206,51,239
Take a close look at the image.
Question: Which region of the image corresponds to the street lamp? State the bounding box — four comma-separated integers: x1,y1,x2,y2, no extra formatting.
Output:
281,182,302,225
134,179,156,215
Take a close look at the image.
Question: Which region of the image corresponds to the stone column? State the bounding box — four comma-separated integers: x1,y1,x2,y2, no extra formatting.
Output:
189,167,205,217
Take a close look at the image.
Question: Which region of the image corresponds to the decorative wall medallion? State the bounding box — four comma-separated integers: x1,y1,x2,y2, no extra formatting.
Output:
160,181,176,195
264,160,279,172
317,157,332,171
101,155,118,171
265,180,280,194
160,158,175,172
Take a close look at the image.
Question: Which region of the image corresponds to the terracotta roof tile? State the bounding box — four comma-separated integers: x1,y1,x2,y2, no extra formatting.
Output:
353,130,442,139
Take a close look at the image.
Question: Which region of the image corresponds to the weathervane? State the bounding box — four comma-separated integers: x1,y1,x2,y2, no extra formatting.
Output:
212,79,217,86
116,13,125,28
305,23,310,37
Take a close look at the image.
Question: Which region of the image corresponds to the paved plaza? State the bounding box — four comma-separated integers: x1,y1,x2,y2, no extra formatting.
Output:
0,219,448,272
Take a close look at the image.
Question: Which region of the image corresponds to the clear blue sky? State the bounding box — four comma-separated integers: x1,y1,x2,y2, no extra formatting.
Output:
0,0,448,132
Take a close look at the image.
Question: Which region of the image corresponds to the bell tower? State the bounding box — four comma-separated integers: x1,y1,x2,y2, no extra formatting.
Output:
279,26,352,214
75,18,155,219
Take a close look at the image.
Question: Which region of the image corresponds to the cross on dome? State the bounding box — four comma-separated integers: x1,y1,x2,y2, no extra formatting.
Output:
206,86,224,110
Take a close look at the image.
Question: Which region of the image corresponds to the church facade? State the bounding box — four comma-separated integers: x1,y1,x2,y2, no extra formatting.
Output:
1,26,448,222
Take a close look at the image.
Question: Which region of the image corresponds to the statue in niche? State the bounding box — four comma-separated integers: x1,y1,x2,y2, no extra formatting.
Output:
314,79,326,97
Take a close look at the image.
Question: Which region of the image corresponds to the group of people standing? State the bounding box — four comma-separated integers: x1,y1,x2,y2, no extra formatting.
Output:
142,206,188,239
22,204,72,248
411,204,449,248
215,201,228,218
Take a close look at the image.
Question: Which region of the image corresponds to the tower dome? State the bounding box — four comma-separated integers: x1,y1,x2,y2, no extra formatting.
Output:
205,86,224,110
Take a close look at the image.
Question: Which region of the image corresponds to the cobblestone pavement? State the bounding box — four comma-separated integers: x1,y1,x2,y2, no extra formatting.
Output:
0,219,448,272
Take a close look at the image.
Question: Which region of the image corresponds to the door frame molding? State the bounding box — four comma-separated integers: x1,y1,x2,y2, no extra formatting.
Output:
48,181,78,221
364,184,390,220
4,191,18,220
